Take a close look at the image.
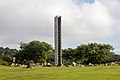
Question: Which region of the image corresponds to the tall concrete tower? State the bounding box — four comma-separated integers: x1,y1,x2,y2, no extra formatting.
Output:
54,16,62,66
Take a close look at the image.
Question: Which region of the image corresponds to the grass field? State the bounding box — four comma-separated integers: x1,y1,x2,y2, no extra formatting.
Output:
0,65,120,80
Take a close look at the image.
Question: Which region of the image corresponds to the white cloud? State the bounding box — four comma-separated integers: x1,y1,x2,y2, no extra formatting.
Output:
0,0,119,49
63,0,113,40
99,0,120,34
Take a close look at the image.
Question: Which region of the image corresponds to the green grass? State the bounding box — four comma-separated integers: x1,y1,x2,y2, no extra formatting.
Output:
0,65,120,80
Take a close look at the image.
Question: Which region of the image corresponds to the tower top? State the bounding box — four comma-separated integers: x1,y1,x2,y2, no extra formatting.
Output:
55,15,61,17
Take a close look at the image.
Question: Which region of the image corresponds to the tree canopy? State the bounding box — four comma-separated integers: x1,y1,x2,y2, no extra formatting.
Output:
15,40,53,64
63,43,114,65
0,47,18,65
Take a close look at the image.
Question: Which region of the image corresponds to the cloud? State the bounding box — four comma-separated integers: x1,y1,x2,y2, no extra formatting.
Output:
0,0,119,49
63,0,113,40
99,0,120,34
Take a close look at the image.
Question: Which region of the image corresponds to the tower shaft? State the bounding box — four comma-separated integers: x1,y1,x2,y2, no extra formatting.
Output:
54,16,62,66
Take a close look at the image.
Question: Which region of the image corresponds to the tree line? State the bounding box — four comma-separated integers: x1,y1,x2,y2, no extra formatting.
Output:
63,43,115,65
0,47,18,65
0,40,120,66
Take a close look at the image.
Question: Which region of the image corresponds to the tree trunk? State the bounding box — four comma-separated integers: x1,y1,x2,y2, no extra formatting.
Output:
26,63,32,68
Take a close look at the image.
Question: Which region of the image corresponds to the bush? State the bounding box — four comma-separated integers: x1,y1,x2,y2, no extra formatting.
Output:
0,59,4,65
0,59,10,66
39,58,46,64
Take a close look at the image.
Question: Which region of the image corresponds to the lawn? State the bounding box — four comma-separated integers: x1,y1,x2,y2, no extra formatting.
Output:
0,65,120,80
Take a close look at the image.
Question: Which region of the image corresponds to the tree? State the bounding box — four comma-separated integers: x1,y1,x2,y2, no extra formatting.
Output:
63,48,77,65
112,54,120,61
15,40,53,66
0,47,18,65
0,47,18,55
76,43,114,64
63,43,114,65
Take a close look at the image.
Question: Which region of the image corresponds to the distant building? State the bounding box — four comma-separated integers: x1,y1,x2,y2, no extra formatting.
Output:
54,16,62,66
